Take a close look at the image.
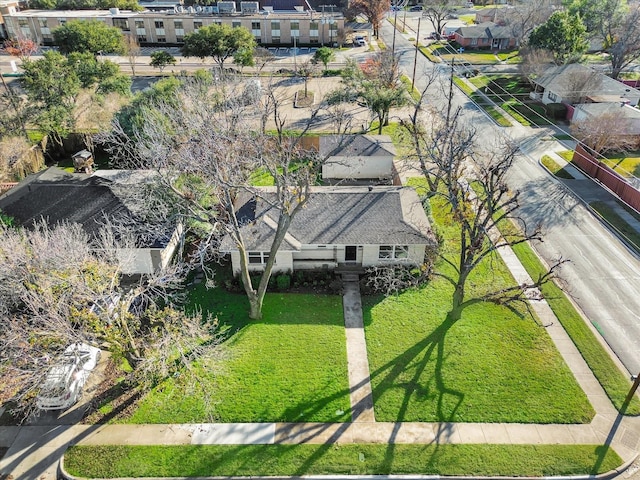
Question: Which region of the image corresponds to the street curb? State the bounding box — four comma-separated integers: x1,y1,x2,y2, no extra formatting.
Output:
58,449,639,480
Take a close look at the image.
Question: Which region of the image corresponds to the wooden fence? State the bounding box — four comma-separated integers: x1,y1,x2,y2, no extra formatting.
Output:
572,143,640,212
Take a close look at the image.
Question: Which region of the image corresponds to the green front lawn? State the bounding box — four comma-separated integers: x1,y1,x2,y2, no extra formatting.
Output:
363,185,593,423
453,77,512,127
127,289,351,423
64,444,622,478
469,75,551,126
541,155,574,179
601,152,640,178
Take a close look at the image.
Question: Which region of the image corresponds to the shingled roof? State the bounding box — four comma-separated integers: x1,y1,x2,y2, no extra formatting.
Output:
454,22,513,40
0,167,171,248
222,186,435,251
318,135,396,158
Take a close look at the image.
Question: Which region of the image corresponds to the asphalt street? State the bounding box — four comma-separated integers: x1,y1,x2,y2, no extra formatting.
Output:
378,18,640,376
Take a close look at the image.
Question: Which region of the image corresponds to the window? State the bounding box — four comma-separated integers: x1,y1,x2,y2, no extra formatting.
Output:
290,20,299,34
18,18,28,27
248,252,271,264
58,18,67,25
378,245,409,260
310,21,318,43
251,20,260,39
174,19,183,29
548,91,558,102
154,20,164,29
137,35,147,42
157,36,166,42
194,20,202,29
470,38,477,46
135,20,144,28
113,18,129,30
38,18,48,28
232,20,241,28
271,20,280,44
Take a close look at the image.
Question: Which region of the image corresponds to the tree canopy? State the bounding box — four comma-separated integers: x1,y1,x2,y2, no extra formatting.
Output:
313,46,335,72
150,50,177,72
527,10,588,64
53,19,126,55
21,50,131,140
31,0,140,10
563,0,627,38
181,24,256,68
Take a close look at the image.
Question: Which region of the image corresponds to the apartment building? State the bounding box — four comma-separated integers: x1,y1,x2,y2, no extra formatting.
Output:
3,1,344,46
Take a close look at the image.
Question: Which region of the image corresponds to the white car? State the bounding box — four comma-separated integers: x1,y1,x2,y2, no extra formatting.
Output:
36,343,101,411
354,36,367,47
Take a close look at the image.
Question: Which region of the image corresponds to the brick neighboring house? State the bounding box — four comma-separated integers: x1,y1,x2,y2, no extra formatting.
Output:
529,63,640,106
452,22,516,50
220,186,437,274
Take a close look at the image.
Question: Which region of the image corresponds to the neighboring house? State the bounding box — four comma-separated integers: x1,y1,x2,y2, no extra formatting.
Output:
452,22,516,50
529,63,640,106
220,186,436,274
0,167,182,275
4,2,343,47
319,134,397,184
571,102,640,149
474,8,507,25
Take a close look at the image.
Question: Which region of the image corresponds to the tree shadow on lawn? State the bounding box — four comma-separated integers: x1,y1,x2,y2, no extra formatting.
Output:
269,306,464,475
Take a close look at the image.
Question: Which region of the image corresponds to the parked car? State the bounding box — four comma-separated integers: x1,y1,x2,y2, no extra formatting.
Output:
354,35,367,47
409,5,422,11
36,343,101,411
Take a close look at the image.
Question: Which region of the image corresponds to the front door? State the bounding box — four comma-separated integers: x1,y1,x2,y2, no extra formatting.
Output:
345,245,357,262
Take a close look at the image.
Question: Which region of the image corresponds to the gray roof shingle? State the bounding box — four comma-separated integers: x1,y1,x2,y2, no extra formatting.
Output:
319,135,396,158
223,186,435,251
0,167,171,248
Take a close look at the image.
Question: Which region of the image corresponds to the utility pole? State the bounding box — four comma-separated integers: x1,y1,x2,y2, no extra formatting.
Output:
411,16,421,91
319,4,336,47
391,8,398,55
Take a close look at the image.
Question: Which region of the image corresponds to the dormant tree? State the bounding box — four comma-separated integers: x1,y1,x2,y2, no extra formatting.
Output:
571,111,638,155
502,0,556,46
100,75,343,320
422,0,454,38
604,5,640,79
347,0,389,38
402,74,561,320
0,221,218,418
124,33,141,77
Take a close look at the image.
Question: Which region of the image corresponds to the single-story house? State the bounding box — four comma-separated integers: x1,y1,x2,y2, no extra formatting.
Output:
529,64,640,106
319,134,397,184
220,186,436,274
0,167,182,275
570,102,640,149
452,22,517,50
